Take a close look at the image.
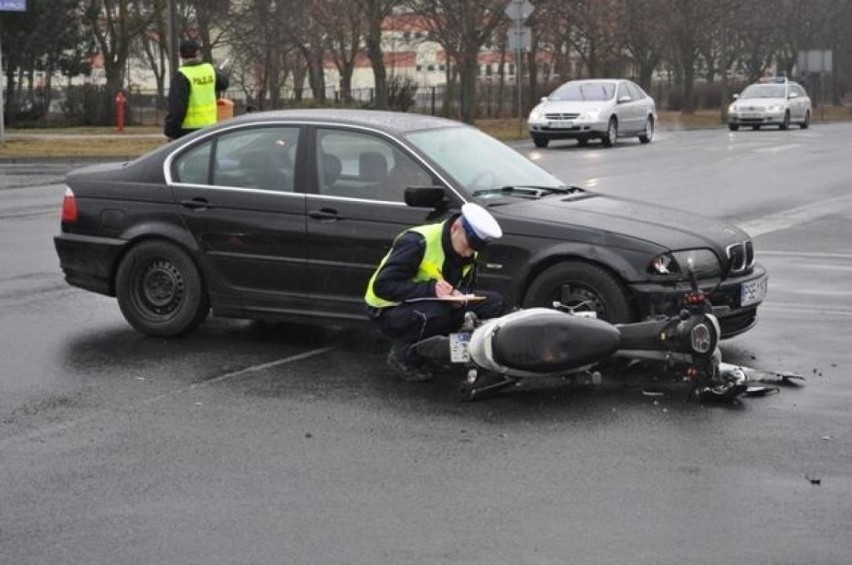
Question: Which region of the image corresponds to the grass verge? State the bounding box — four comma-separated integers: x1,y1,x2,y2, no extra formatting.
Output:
2,106,850,159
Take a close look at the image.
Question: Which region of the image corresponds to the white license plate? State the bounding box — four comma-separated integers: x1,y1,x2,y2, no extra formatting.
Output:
449,332,471,363
741,274,768,306
741,113,761,119
548,120,574,129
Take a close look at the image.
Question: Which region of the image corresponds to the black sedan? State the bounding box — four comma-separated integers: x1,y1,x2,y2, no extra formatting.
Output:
54,109,767,338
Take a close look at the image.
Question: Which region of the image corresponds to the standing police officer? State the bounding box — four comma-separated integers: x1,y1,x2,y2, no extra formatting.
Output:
164,40,229,141
365,203,505,382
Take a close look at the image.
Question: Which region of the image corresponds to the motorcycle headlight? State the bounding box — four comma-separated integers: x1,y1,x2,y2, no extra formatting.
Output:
649,249,721,277
690,315,720,356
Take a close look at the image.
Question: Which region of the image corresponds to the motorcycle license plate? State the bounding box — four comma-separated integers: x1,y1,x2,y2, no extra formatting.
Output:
449,332,471,363
740,273,768,306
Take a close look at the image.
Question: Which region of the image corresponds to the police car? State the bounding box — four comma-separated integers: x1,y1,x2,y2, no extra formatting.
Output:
728,77,812,131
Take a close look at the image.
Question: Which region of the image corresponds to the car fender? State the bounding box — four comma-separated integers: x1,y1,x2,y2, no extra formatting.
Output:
112,221,210,291
514,241,646,303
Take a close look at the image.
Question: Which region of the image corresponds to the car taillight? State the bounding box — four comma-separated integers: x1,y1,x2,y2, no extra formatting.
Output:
61,187,78,223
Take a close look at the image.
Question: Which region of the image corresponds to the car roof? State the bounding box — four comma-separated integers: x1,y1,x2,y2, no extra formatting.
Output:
216,108,466,136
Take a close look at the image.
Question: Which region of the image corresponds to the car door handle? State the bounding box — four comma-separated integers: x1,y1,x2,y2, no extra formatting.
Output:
309,209,340,221
181,198,213,210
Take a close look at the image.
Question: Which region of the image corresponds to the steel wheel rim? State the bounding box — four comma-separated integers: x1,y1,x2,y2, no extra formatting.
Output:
558,284,606,318
133,259,185,320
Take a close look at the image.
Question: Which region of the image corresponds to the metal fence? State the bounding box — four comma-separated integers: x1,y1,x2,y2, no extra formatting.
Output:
3,79,754,128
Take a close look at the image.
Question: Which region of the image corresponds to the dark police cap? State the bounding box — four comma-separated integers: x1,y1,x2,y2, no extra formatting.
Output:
179,40,200,58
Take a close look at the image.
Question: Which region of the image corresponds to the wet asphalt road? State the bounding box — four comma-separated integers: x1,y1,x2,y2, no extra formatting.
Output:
1,125,851,564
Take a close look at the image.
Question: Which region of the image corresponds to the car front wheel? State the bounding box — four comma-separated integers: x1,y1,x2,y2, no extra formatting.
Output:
728,123,740,131
116,240,210,337
780,111,790,130
532,134,549,148
602,118,618,147
522,261,634,324
801,110,811,129
638,116,654,144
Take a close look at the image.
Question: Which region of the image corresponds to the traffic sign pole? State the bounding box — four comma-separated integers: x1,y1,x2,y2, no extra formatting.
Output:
504,1,534,136
1,0,29,145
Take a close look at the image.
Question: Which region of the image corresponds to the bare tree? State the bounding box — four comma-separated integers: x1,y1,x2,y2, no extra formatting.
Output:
314,0,365,104
81,0,150,95
353,0,404,109
408,0,509,124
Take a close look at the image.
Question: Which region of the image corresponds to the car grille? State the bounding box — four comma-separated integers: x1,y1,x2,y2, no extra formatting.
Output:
544,112,580,120
726,240,754,273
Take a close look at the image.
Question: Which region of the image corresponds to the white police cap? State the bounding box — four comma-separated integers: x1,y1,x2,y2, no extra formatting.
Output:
460,202,502,251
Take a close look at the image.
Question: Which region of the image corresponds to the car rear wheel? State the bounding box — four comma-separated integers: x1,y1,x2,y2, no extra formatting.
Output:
638,116,654,143
116,240,210,337
522,261,634,324
728,123,740,131
532,134,549,148
602,118,618,147
780,111,790,130
801,110,810,129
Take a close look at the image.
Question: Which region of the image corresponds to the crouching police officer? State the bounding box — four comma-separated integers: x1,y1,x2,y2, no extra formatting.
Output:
364,203,505,382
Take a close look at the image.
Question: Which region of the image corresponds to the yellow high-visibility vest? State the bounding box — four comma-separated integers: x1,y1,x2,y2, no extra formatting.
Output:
178,63,218,129
365,222,475,308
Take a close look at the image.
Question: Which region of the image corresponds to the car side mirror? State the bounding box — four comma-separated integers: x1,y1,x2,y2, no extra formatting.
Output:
732,93,740,100
405,186,448,209
540,96,548,103
617,95,631,104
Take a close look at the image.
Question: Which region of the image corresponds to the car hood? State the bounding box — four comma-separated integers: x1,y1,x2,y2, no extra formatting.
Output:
492,192,748,252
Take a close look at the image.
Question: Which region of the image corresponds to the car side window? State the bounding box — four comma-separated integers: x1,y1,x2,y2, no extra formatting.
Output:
617,82,632,102
212,127,299,192
626,82,645,100
173,127,299,191
175,142,212,185
316,128,432,203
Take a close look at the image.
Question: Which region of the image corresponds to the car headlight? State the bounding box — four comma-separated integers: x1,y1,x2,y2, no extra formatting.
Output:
728,104,738,113
766,105,782,112
649,249,721,277
529,108,542,121
580,108,601,120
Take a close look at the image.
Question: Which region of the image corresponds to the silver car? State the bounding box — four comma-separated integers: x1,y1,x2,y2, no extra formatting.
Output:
728,77,812,131
527,79,657,148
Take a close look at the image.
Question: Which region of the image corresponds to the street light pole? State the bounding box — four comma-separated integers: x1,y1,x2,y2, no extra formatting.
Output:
168,0,178,76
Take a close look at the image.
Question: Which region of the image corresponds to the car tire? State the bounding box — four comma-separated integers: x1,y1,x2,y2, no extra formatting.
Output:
602,118,618,147
780,111,790,130
751,125,761,130
801,110,810,129
116,240,210,337
522,261,635,324
532,135,549,148
577,137,589,147
728,124,740,131
638,116,654,144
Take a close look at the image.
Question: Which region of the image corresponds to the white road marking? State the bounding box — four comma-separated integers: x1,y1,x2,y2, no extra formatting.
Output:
192,346,337,387
738,193,852,237
1,345,337,448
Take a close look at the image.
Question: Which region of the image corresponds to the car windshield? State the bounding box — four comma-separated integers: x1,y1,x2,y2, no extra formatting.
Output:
405,126,565,195
548,82,615,102
740,84,786,99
